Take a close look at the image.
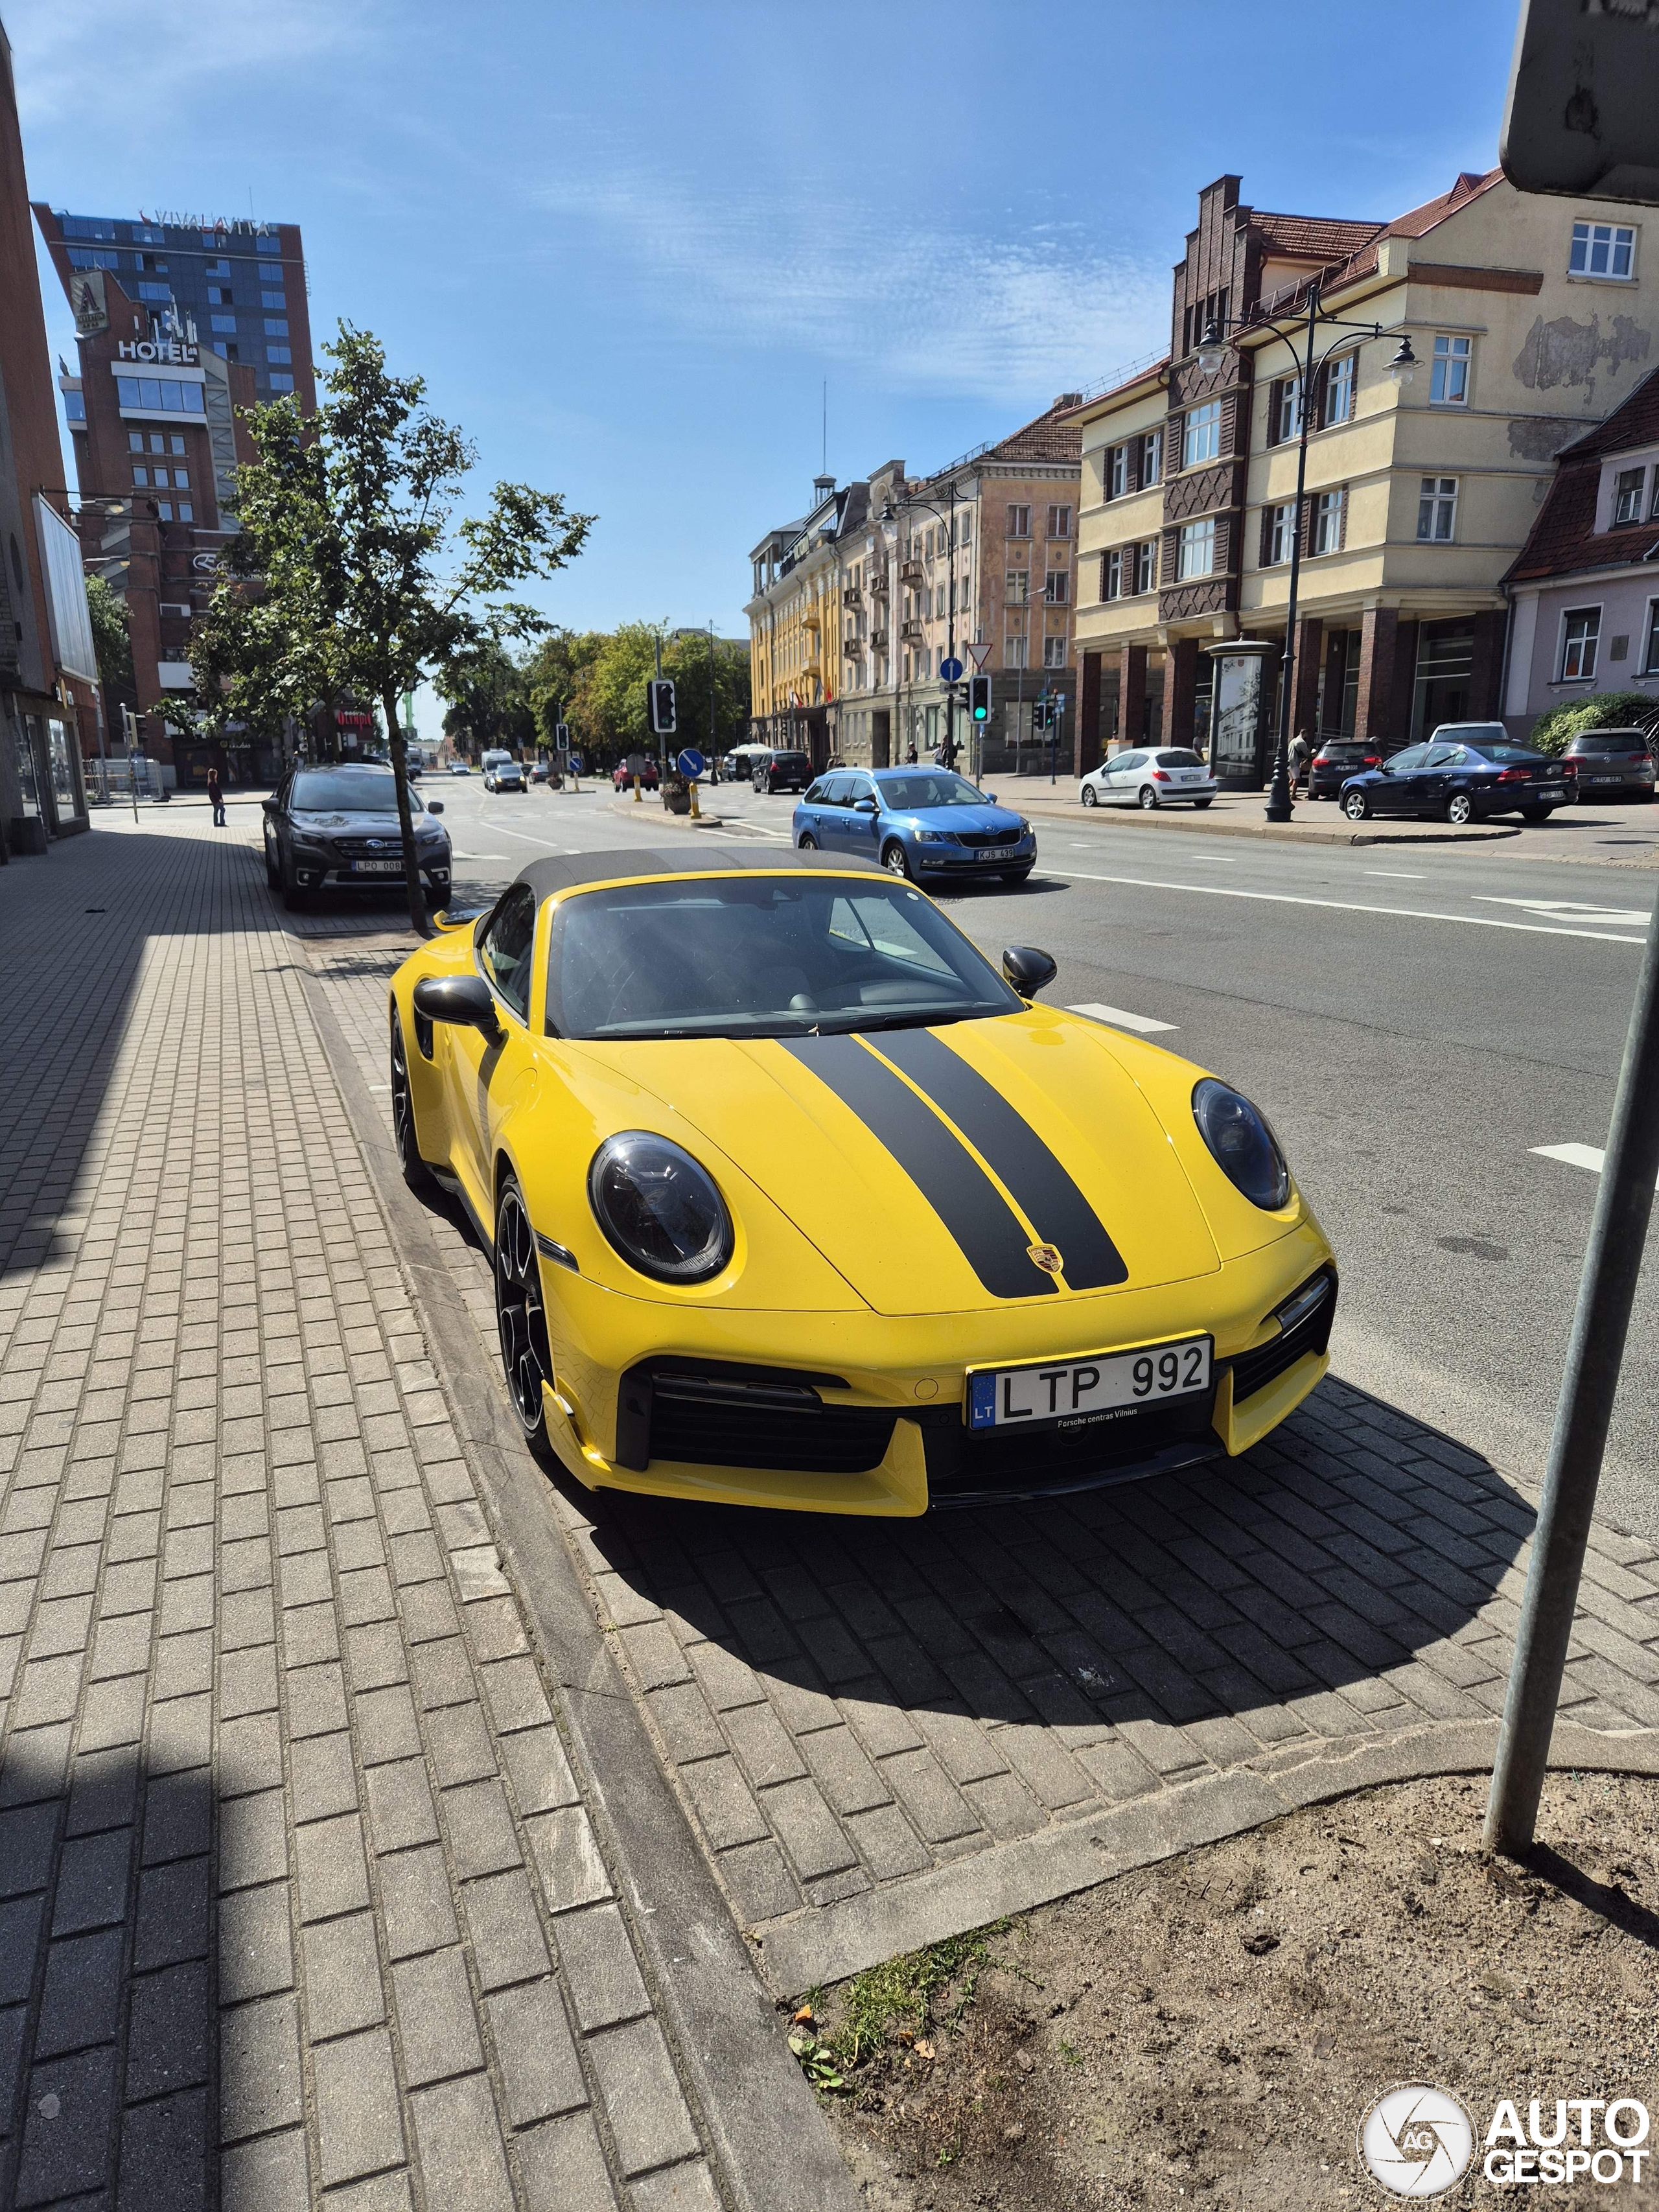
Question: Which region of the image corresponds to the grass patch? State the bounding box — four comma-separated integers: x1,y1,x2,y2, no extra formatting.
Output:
830,1922,1011,2071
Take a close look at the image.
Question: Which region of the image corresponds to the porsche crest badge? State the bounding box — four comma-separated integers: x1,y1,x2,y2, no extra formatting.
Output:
1027,1243,1064,1275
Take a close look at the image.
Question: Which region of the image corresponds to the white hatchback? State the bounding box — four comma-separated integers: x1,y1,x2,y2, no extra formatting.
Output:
1080,746,1217,810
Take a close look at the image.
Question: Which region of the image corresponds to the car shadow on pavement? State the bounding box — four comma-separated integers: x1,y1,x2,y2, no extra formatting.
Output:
571,1377,1535,1769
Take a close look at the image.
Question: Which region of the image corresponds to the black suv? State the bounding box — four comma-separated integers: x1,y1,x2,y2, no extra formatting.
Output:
752,749,813,794
262,766,452,910
1308,739,1382,798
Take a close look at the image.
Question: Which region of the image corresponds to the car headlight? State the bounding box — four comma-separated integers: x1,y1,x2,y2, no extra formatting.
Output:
914,828,951,843
588,1132,733,1283
1017,817,1032,835
1192,1079,1290,1210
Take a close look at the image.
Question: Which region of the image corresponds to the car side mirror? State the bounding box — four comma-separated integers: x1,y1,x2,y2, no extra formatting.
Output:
985,793,998,804
426,800,443,815
1003,944,1057,997
412,973,502,1043
854,795,878,812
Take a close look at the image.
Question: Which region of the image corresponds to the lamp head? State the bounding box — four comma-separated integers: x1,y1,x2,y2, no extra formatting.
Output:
1196,318,1227,376
1387,334,1418,386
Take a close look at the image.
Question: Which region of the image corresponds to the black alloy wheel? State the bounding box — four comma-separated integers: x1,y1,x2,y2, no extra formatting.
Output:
389,1014,437,1193
1343,789,1371,822
495,1179,552,1446
1446,791,1476,827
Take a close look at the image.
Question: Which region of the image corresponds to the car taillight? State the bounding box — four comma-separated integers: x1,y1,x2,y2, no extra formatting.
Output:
1496,768,1529,783
1361,755,1380,767
1152,769,1170,782
1560,760,1578,776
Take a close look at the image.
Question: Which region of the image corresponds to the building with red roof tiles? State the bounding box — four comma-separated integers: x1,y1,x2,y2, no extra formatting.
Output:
1073,169,1659,783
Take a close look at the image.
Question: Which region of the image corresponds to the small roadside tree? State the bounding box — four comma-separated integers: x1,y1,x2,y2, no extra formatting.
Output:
86,574,137,725
208,324,592,931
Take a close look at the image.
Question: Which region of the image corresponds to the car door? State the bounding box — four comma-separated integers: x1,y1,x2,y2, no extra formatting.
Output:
841,774,883,856
441,885,540,1230
807,773,850,847
1373,744,1427,814
1413,742,1462,812
1106,750,1144,802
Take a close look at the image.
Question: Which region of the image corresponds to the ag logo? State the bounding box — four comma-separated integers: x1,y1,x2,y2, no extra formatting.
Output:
1358,2083,1475,2198
1027,1243,1064,1276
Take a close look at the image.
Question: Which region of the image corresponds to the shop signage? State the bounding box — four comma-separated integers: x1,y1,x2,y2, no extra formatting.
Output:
117,339,199,367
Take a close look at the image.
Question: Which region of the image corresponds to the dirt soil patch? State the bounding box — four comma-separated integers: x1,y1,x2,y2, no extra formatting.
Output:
802,1773,1659,2209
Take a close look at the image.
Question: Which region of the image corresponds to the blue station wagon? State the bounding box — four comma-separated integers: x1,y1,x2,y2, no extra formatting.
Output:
793,767,1037,885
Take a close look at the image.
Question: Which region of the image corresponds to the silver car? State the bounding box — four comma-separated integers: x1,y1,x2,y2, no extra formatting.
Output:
1080,746,1217,810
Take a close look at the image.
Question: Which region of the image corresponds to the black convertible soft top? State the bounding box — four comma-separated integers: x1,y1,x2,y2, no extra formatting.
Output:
513,846,883,904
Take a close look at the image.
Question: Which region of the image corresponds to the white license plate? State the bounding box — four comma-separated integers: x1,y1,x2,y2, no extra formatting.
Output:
1538,787,1564,800
351,859,402,873
976,846,1017,862
1176,771,1203,782
966,1334,1212,1431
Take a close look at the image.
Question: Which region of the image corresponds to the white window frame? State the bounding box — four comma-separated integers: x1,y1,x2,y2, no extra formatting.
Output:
1183,401,1222,469
1042,633,1067,670
1102,548,1124,601
1559,605,1601,682
1417,476,1457,543
1047,504,1073,538
1643,599,1659,677
1176,517,1216,579
1107,445,1126,498
1006,504,1030,539
1135,540,1157,594
1266,502,1295,566
1570,220,1636,281
1312,488,1344,555
1004,632,1028,669
1430,334,1471,407
1271,378,1303,445
1142,428,1162,486
1005,568,1029,605
1323,353,1356,426
1614,465,1647,525
1043,568,1069,605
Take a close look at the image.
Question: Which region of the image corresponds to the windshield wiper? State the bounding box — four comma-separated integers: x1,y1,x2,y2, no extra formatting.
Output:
814,1007,982,1035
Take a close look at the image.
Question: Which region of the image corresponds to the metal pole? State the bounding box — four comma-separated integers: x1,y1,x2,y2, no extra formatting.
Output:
945,482,957,772
1266,282,1319,824
1484,908,1659,1856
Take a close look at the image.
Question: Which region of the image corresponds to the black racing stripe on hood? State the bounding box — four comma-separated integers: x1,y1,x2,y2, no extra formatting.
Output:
874,1029,1130,1290
780,1034,1054,1299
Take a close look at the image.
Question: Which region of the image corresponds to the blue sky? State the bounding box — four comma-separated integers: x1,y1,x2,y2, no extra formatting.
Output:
14,0,1520,690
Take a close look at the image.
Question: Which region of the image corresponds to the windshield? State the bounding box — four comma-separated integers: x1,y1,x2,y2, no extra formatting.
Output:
875,773,990,810
1155,750,1204,768
1467,744,1546,765
545,875,1023,1040
1571,732,1651,754
292,773,421,814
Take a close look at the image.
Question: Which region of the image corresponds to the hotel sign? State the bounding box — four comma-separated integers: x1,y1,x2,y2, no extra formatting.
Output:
117,338,199,366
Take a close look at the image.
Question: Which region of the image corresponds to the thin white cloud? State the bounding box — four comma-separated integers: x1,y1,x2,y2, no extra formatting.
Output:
531,164,1167,404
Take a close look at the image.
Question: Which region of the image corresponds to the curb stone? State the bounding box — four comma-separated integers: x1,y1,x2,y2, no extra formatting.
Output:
299,969,862,2212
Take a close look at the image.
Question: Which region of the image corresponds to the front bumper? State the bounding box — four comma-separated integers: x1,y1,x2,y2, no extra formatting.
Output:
533,1232,1336,1515
914,839,1037,874
290,848,452,892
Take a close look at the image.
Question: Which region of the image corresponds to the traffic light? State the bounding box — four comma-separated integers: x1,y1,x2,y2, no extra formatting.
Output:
555,722,570,751
1032,695,1050,730
968,675,992,723
647,679,677,738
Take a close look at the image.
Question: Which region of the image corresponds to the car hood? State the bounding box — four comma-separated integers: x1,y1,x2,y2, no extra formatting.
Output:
572,1016,1220,1314
889,803,1026,835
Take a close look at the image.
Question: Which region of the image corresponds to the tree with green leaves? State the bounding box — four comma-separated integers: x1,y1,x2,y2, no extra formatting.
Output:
85,574,136,724
197,323,592,931
435,636,535,757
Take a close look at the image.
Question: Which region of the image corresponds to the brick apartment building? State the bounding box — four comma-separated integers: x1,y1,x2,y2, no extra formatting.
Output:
34,205,316,787
0,17,95,852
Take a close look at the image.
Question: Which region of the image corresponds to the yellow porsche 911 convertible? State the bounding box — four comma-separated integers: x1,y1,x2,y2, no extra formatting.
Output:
387,850,1336,1514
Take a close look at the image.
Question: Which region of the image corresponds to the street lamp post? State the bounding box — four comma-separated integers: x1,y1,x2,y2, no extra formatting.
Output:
1197,295,1416,819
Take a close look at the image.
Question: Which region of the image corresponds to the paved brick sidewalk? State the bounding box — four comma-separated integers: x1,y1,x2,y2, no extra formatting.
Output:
0,819,736,2210
300,841,1659,2003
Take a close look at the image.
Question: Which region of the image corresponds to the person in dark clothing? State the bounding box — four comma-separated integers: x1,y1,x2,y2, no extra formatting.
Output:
206,767,226,826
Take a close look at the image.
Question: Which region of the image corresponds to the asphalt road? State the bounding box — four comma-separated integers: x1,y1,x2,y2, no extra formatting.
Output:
424,769,1659,1538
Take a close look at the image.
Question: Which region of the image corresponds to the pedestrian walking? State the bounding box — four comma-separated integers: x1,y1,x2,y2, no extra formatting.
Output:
1289,730,1311,798
206,765,226,826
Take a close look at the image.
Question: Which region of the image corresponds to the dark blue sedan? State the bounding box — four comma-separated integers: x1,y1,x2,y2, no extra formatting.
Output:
792,767,1037,885
1340,737,1570,826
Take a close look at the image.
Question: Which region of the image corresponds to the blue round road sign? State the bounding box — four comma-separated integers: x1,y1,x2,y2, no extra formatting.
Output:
939,657,964,682
677,747,706,779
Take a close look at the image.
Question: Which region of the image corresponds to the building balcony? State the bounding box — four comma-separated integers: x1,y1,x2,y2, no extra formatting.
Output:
804,611,821,632
868,570,889,596
843,634,863,656
869,627,888,649
899,620,924,642
900,559,924,585
842,585,862,607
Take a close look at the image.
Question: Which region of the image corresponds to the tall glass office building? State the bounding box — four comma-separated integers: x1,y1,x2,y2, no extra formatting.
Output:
38,209,314,412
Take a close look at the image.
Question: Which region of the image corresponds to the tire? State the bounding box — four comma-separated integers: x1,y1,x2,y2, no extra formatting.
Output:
1137,784,1159,811
1081,784,1098,807
264,834,280,890
1343,789,1371,822
1520,806,1553,824
753,773,765,793
881,839,913,880
1193,797,1213,810
1001,868,1034,886
389,1014,437,1194
797,832,817,850
1446,791,1476,827
495,1177,552,1447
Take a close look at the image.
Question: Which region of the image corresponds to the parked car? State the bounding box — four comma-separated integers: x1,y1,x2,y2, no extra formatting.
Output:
529,762,550,784
1307,739,1382,799
721,743,772,784
1557,727,1656,800
612,760,661,791
1079,747,1216,809
448,762,472,776
752,748,815,795
261,767,450,911
794,766,1035,885
1340,738,1569,824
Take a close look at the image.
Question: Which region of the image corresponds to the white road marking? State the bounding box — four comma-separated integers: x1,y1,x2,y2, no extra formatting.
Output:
451,853,507,861
1364,869,1425,879
1049,867,1649,945
1069,1001,1179,1034
1533,1141,1659,1189
1478,896,1653,926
